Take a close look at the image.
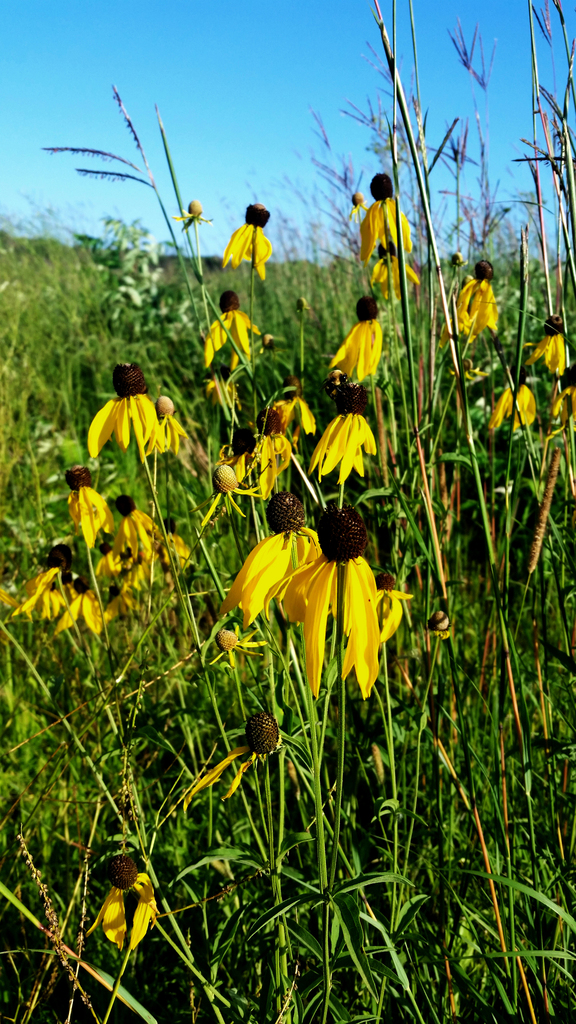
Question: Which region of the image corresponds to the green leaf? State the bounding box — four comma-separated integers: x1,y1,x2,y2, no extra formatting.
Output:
465,870,576,931
541,640,576,675
435,451,472,471
279,831,314,857
136,725,178,755
394,894,430,939
247,894,323,939
331,893,378,999
333,871,407,896
289,920,323,960
173,845,261,881
356,488,394,504
85,963,158,1023
359,912,410,989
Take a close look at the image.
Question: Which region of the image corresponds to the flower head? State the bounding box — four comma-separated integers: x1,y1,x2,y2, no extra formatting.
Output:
86,855,157,951
359,174,412,265
96,541,122,578
113,494,158,560
372,242,420,301
441,260,498,347
217,427,257,483
428,610,451,640
173,199,212,230
11,544,73,620
105,582,137,623
552,363,576,427
220,492,319,628
256,408,292,500
349,190,368,222
184,712,281,808
66,465,114,549
308,383,376,484
375,572,413,642
54,576,103,635
210,624,267,667
273,375,316,435
222,203,272,281
147,396,188,456
266,503,380,698
206,364,241,409
205,291,261,368
88,363,157,462
197,465,259,529
525,314,566,377
488,367,536,430
329,297,383,381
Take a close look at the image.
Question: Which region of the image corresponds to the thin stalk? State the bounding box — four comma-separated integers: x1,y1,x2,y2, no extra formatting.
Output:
101,945,131,1024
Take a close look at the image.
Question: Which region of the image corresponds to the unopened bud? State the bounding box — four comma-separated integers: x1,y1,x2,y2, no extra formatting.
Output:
188,200,203,217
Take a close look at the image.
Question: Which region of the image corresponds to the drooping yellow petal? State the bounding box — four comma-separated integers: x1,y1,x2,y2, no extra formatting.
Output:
184,746,250,808
88,399,121,458
11,567,60,619
360,202,385,264
221,533,292,628
87,887,127,950
114,397,131,453
488,389,513,430
341,558,380,698
303,558,337,696
130,873,157,949
223,752,257,799
329,322,363,377
308,416,342,477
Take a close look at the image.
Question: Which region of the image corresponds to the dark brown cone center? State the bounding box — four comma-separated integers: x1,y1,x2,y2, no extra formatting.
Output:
266,492,305,534
232,428,257,456
376,572,395,591
356,296,378,322
66,465,92,490
245,203,270,228
283,375,303,398
116,494,136,517
318,502,368,562
545,314,563,336
108,854,138,890
474,260,494,282
113,363,148,398
219,290,240,313
257,408,283,436
46,544,72,571
334,383,368,417
245,712,280,755
370,173,393,201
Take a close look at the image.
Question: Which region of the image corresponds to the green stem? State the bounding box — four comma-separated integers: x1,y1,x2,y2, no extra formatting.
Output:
102,945,131,1024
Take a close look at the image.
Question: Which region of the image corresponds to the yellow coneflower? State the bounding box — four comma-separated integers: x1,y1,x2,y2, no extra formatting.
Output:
223,203,272,281
196,465,259,529
256,408,292,500
428,610,451,641
125,552,151,591
113,495,157,559
525,314,566,377
96,541,122,578
87,363,157,462
147,396,188,456
552,364,576,427
65,466,114,549
160,518,191,569
371,242,420,301
349,190,368,223
221,492,319,628
104,582,137,624
360,173,412,265
54,577,103,635
217,428,257,484
210,625,267,667
172,199,212,231
184,712,281,808
309,383,376,484
86,855,157,951
375,572,413,642
450,358,489,381
489,367,536,430
273,375,316,435
205,291,261,369
11,545,72,620
329,296,383,381
205,364,241,409
441,260,498,347
266,503,380,698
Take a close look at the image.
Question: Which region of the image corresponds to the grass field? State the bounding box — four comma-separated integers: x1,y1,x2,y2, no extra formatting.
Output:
2,6,576,1024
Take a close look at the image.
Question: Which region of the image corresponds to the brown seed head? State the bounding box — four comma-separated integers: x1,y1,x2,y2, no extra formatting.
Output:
73,577,90,595
262,333,275,350
352,191,365,206
245,712,280,755
266,492,305,534
116,494,136,517
46,544,72,572
109,584,120,599
428,610,450,633
283,374,303,398
545,314,564,337
163,517,177,535
463,358,474,372
108,854,138,890
370,173,394,201
188,200,203,216
231,428,257,456
378,241,397,259
219,290,240,313
475,260,494,282
61,572,73,586
356,295,378,322
65,465,92,491
219,363,232,381
318,502,368,562
518,366,527,387
213,465,238,494
245,203,270,228
335,382,368,417
99,542,112,555
156,395,175,417
257,408,283,436
112,363,148,398
215,628,238,652
376,572,395,591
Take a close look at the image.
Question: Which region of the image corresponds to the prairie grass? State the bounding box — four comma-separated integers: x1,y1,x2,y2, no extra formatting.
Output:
1,6,576,1024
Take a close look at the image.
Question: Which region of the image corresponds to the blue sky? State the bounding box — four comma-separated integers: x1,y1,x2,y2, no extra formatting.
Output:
0,0,569,255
